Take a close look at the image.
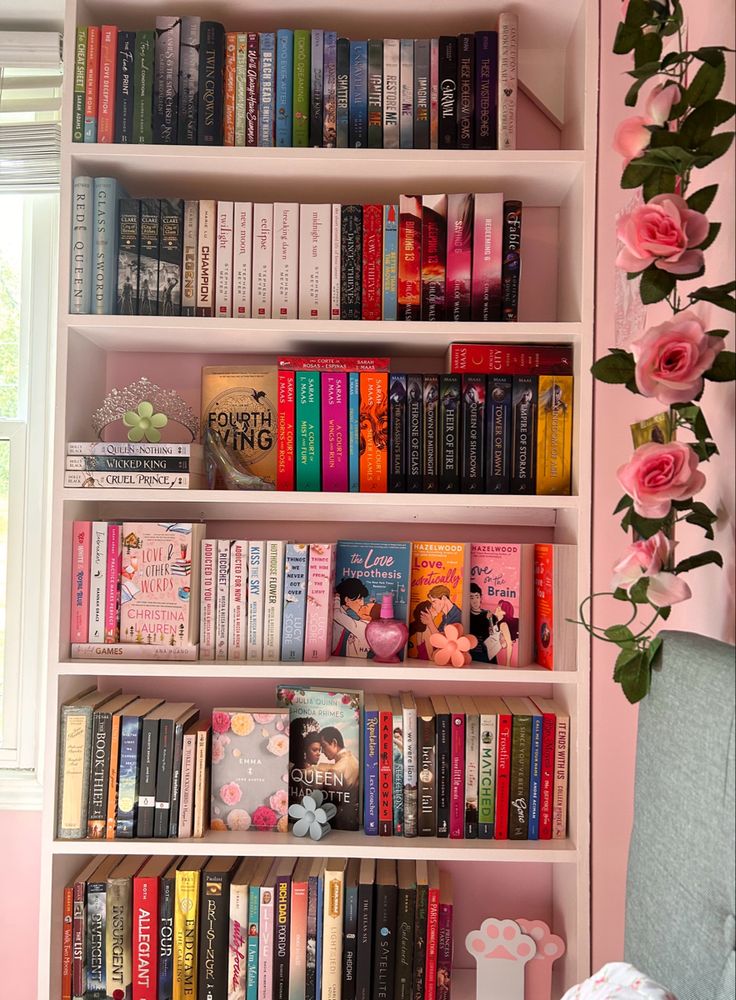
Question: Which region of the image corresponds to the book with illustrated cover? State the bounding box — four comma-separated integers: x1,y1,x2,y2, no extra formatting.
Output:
408,542,467,660
258,32,276,146
399,38,413,148
158,198,183,316
85,856,119,999
138,199,160,315
468,542,534,667
276,686,362,831
359,372,388,493
363,695,379,836
246,33,259,146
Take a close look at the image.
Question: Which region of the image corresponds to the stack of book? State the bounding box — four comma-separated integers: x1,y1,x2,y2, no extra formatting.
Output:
62,855,454,1000
64,440,203,489
72,15,518,150
69,182,524,322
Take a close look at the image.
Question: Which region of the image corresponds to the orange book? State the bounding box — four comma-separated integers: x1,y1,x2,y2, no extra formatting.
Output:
97,25,117,143
359,371,388,492
408,541,468,659
224,33,238,146
105,710,123,839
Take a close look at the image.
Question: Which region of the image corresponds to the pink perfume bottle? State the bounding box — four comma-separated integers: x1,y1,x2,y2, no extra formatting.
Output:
365,593,409,663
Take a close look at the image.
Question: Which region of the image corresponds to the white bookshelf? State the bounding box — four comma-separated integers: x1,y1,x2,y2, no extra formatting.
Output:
39,0,598,995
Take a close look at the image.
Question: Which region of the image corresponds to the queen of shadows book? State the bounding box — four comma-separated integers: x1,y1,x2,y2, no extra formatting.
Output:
276,686,362,831
469,542,534,666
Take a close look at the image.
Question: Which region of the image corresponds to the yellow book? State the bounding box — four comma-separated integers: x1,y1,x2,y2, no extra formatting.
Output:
174,856,208,999
321,859,347,1000
408,542,468,660
536,375,573,496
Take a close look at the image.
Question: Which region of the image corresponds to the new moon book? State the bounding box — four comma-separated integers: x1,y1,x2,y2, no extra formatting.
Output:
210,708,290,833
276,686,362,831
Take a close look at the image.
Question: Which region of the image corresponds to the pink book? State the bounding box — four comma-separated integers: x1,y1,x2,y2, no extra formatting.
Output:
552,711,569,839
70,520,91,643
303,542,337,661
425,863,441,1000
258,877,275,1000
446,194,473,322
104,523,122,643
471,192,504,321
288,863,309,1000
469,542,534,667
447,697,465,840
321,372,348,492
436,871,454,1000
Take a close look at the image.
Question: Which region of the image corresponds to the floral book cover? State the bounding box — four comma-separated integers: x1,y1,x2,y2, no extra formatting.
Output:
210,709,290,834
276,686,362,831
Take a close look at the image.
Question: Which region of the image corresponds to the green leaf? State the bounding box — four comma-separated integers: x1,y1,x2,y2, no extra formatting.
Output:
630,510,668,539
628,577,651,604
613,646,642,682
616,652,652,703
693,131,735,166
613,587,632,602
688,280,736,313
621,161,656,189
614,22,640,54
687,59,726,107
647,635,664,669
697,222,722,251
674,550,724,573
687,184,719,213
692,47,729,67
685,511,716,540
591,351,636,384
707,329,730,339
648,129,688,149
704,350,736,381
693,406,712,440
626,74,654,108
642,168,676,201
690,440,719,461
625,0,652,28
606,624,635,643
681,100,736,146
637,146,696,171
635,32,663,68
614,494,634,514
640,267,676,304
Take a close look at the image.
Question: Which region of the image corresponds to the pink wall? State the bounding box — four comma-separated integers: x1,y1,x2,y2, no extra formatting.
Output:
0,810,41,993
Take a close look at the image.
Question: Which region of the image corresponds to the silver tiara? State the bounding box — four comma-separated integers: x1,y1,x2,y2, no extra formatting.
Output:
91,377,199,440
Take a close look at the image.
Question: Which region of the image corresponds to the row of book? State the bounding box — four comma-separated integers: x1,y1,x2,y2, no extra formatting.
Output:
69,181,523,322
62,854,454,1000
72,14,518,151
69,521,575,671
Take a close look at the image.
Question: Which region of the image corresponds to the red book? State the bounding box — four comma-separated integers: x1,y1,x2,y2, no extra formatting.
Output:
448,343,574,374
398,195,422,320
362,203,383,320
446,696,466,840
245,32,259,146
425,861,441,1000
277,369,296,491
97,25,117,143
494,701,513,840
421,194,448,321
278,355,390,371
224,32,237,146
378,694,394,836
61,883,74,1000
85,26,100,138
532,698,557,840
133,858,167,999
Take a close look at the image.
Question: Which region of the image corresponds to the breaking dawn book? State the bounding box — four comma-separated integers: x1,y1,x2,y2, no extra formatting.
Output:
468,542,533,666
276,686,362,831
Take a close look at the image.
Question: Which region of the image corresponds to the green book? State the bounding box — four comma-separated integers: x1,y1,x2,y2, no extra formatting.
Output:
72,26,87,143
477,697,498,839
133,30,155,144
292,30,311,147
295,371,321,491
235,33,248,146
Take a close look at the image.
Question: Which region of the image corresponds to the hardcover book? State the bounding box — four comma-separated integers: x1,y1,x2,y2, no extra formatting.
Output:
534,543,577,671
372,861,398,997
197,21,225,145
469,542,534,666
536,375,574,495
511,375,538,494
446,193,473,322
87,693,137,839
199,857,239,1000
474,31,496,149
252,203,274,317
153,16,180,144
177,16,200,144
448,343,573,375
498,13,519,150
408,542,466,659
115,32,135,143
485,375,512,493
362,204,383,321
471,193,504,321
502,200,523,321
406,374,423,492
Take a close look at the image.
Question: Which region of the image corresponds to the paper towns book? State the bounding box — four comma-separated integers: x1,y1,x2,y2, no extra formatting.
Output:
276,686,362,831
119,522,204,647
332,541,411,659
408,542,467,660
468,542,534,666
210,708,290,833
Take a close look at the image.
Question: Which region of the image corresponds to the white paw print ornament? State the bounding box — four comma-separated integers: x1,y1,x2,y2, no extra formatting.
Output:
466,918,537,999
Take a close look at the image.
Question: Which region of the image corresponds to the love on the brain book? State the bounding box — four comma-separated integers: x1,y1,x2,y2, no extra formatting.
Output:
210,709,290,833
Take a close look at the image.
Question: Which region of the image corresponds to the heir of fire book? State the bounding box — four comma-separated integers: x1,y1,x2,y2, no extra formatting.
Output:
276,686,362,831
408,542,467,660
210,708,290,833
119,522,204,647
332,540,411,659
468,542,534,667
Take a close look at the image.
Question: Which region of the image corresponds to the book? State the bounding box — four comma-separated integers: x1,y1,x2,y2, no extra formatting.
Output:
502,200,523,321
457,33,474,150
341,859,360,1000
91,177,118,316
388,374,407,493
138,197,160,316
332,540,410,658
421,194,447,321
414,38,431,149
382,204,399,321
154,704,199,838
293,30,310,147
106,856,141,999
133,856,172,999
422,376,439,493
299,204,331,320
87,693,137,839
64,471,190,489
471,193,504,322
139,702,195,838
536,374,574,495
322,859,347,999
394,861,416,1000
355,859,375,1000
157,858,179,997
310,30,324,147
520,697,544,840
174,857,207,997
258,32,276,146
348,372,360,492
367,39,383,149
281,542,308,661
415,696,436,837
245,540,265,661
405,374,423,493
70,176,93,314
362,204,383,321
70,520,91,643
153,16,180,144
475,696,504,839
72,27,87,142
235,33,248,145
408,542,466,660
277,686,362,831
430,37,440,148
158,198,183,316
227,856,259,1000
215,200,234,317
105,523,123,644
257,861,279,997
424,863,440,999
199,857,238,1000
359,372,389,492
133,30,154,143
306,858,325,1000
246,33,259,146
289,857,311,1000
198,21,225,145
438,37,457,149
398,691,416,838
413,861,429,1000
323,32,338,147
84,26,100,142
321,372,348,492
373,861,398,998
468,542,534,666
275,29,294,147
382,39,400,149
436,872,453,1000
330,204,341,318
534,543,577,671
296,371,321,492
398,195,421,321
96,30,115,144
447,343,574,375
340,205,362,320
192,723,212,838
85,855,119,999
304,543,337,662
446,193,473,322
227,539,248,662
336,37,350,148
399,38,414,148
105,704,125,839
263,540,285,662
498,13,519,150
363,695,380,837
252,204,274,317
474,31,496,149
542,700,570,839
430,696,450,840
247,858,274,1000
504,696,534,839
277,370,296,491
493,699,513,840
116,696,165,837
178,16,200,144
462,695,480,839
377,694,394,836
279,357,390,372
181,200,198,315
461,374,486,493
196,199,216,316
446,695,466,840
531,696,565,840
485,375,512,493
511,375,538,494
272,202,299,319
349,41,368,148
272,859,296,1000
390,696,404,837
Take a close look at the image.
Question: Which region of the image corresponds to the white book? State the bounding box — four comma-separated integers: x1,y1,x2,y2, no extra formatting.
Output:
63,471,189,489
401,691,418,838
215,201,234,318
399,38,414,148
383,39,400,149
477,699,498,838
498,12,519,151
88,521,107,643
182,199,198,315
71,642,199,660
246,540,265,660
464,696,480,837
196,199,216,317
227,540,248,662
67,441,193,456
69,175,93,314
233,201,254,318
330,204,342,319
298,204,331,320
252,203,273,318
271,202,299,319
215,539,232,661
263,540,285,661
200,539,216,659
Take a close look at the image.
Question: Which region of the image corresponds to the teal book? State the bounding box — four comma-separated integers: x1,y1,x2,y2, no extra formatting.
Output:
275,29,294,147
348,372,360,493
246,880,261,1000
296,371,321,491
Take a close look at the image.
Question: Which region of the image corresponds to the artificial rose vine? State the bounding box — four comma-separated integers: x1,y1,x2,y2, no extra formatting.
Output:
577,0,735,703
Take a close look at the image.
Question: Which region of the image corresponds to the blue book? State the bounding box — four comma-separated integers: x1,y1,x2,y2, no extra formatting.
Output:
275,29,294,147
348,40,368,148
258,31,276,146
528,705,544,840
348,371,360,493
92,177,119,315
246,882,260,1000
116,699,162,837
364,698,379,835
315,869,324,996
333,541,411,658
382,204,398,320
280,543,308,661
69,175,93,314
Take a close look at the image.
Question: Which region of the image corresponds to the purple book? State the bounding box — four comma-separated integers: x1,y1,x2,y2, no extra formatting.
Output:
471,193,504,322
437,871,454,1000
446,193,473,322
474,31,498,150
321,371,349,492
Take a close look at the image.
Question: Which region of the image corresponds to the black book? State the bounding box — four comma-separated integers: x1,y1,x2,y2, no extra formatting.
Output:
86,694,135,839
486,375,512,493
413,38,430,149
394,861,416,1000
457,33,475,150
157,198,184,316
153,16,180,144
274,860,296,1000
116,198,140,315
355,858,376,1000
461,374,486,494
115,31,136,143
438,374,461,493
431,695,451,838
505,699,533,839
342,859,361,1000
138,198,160,317
501,199,523,321
135,709,161,837
388,374,407,493
178,16,201,145
340,204,363,319
511,375,538,494
158,859,177,997
167,709,190,837
416,697,436,837
306,858,323,1000
199,858,238,1000
310,30,324,147
372,860,398,1000
336,37,350,148
197,21,226,145
412,861,429,1000
406,374,423,492
367,39,383,148
422,375,439,493
438,36,458,149
154,704,198,837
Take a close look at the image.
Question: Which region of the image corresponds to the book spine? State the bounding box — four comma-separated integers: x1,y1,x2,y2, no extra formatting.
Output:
528,713,544,841
509,713,532,840
153,16,180,144
277,370,296,491
263,540,285,662
498,14,518,150
215,538,231,660
418,714,436,837
449,343,573,375
70,520,91,643
405,374,423,493
174,869,200,998
309,30,324,147
305,876,318,1000
116,197,140,316
133,31,154,143
422,375,439,493
552,716,569,839
395,885,415,999
398,195,421,321
378,705,394,836
392,705,404,837
322,868,344,1000
105,716,122,840
402,699,418,838
388,374,407,494
280,543,308,662
72,643,198,662
465,710,480,839
106,877,133,1000
246,540,265,660
273,875,291,1000
372,882,396,997
430,37,439,149
181,201,197,316
72,27,87,143
133,876,159,1000
471,193,504,321
474,32,495,149
399,39,413,149
224,32,238,146
538,709,556,838
246,885,260,1000
340,205,362,320
329,204,341,318
536,374,574,496
215,201,234,318
200,870,230,1000
315,878,324,1000
382,39,400,149
232,201,253,318
461,374,486,494
62,882,74,999
227,880,248,1000
252,204,273,318
246,33,259,146
97,26,117,144
485,375,512,494
272,202,299,319
196,199,215,317
72,876,87,997
425,887,440,1000
198,21,225,145
86,711,111,839
358,372,388,493
116,715,142,838
478,714,497,839
382,204,398,321
65,471,189,489
199,539,216,659
335,37,350,148
364,706,379,835
115,31,135,143
86,874,107,998
298,203,331,320
158,873,175,999
321,373,348,493
292,30,310,147
421,194,447,321
70,175,93,314
413,882,428,1000
323,32,337,147
511,374,538,495
445,193,473,322
495,711,512,840
501,200,523,321
84,26,100,142
367,38,383,148
436,901,453,1000
295,371,321,492
258,32,275,147
235,34,248,146
177,17,200,145
349,41,368,148
457,33,474,150
154,197,181,315
348,372,360,493
362,203,383,321
139,197,160,316
153,717,175,837
414,38,430,149
290,879,309,1000
275,29,294,148
193,727,211,837
257,886,274,1000
438,36,457,149
449,711,465,839
342,878,358,1000
355,882,373,1000
438,374,461,493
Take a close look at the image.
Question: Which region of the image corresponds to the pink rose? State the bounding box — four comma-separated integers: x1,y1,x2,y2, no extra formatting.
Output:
616,194,709,275
211,739,226,764
617,441,706,518
613,116,652,164
227,809,252,832
219,781,242,806
611,531,692,607
269,789,289,816
212,711,231,734
253,713,276,724
631,312,724,403
251,806,279,831
645,83,680,126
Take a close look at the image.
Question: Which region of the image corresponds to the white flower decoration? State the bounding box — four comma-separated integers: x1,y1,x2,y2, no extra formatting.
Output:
288,790,337,841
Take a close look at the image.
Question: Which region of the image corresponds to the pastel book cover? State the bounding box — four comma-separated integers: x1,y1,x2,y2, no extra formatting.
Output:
408,542,467,660
468,542,534,667
281,542,309,662
210,708,290,834
276,686,362,831
332,541,410,659
119,522,203,647
304,542,337,662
